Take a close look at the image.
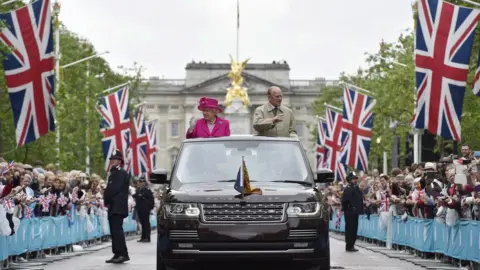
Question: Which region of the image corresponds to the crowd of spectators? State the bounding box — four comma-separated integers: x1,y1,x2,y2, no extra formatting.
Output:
327,145,480,228
0,159,160,238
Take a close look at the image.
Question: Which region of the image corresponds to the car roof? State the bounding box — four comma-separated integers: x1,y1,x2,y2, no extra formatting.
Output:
183,135,300,143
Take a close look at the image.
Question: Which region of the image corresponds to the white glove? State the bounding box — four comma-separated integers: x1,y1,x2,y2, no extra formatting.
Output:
188,117,197,133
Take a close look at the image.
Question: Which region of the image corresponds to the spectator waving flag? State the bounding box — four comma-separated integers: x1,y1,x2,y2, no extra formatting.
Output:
97,86,131,171
324,107,347,184
316,119,327,170
0,0,55,147
146,120,157,173
126,104,149,177
412,0,480,141
340,87,375,172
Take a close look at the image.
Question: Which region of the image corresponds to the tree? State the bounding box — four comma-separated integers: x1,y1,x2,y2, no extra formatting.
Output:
0,22,144,177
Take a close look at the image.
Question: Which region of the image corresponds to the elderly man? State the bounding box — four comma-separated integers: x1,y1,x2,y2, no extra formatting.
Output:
253,86,297,138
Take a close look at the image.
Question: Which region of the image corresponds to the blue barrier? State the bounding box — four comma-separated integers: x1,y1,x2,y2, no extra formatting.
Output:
329,213,480,263
0,214,157,261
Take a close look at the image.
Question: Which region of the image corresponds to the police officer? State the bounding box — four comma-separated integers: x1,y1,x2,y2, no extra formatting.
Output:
341,172,364,252
104,150,130,264
133,176,154,243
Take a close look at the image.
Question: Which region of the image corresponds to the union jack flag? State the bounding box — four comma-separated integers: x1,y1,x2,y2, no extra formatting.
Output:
316,119,327,170
126,104,148,177
3,198,13,210
412,0,480,141
98,87,131,171
472,52,480,97
146,120,157,173
340,87,375,172
0,0,55,147
324,107,347,184
1,160,15,175
25,207,33,218
39,196,50,212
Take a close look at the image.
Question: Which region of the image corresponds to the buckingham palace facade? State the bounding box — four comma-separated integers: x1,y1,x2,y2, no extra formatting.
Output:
139,61,339,172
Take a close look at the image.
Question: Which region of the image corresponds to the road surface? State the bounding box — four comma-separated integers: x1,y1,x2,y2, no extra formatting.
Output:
13,233,456,270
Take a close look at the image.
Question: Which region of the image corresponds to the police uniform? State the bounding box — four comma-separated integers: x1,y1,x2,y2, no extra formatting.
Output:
341,173,364,252
104,150,130,263
133,177,154,242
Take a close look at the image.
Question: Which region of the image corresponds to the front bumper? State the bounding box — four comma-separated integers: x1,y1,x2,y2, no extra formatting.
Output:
157,217,330,265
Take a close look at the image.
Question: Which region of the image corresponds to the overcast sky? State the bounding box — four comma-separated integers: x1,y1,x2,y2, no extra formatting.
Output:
59,0,414,80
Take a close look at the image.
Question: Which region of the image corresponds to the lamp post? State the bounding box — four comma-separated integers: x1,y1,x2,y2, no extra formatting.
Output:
56,51,109,168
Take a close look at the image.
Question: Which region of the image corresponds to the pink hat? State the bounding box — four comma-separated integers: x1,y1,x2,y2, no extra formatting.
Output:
197,97,222,113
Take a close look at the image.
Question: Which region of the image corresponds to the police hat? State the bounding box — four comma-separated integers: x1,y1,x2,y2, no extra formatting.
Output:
138,176,147,182
346,172,358,182
109,149,123,161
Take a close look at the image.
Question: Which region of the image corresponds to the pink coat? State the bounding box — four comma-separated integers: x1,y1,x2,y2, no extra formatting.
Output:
186,117,231,139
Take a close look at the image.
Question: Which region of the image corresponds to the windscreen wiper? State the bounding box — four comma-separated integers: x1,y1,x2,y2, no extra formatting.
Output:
217,179,257,182
270,180,313,187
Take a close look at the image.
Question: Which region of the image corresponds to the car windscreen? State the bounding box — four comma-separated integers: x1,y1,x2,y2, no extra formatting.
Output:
171,140,312,186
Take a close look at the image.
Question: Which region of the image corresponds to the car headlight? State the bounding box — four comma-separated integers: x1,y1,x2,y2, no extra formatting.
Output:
165,203,200,218
286,202,320,217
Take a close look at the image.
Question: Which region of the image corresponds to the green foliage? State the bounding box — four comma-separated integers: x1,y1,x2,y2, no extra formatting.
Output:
312,0,480,169
0,21,144,177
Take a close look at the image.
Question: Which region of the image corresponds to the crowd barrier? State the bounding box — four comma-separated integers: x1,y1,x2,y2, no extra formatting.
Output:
0,213,157,261
329,213,480,263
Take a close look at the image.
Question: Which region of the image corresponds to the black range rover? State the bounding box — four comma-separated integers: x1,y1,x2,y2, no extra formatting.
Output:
150,136,333,270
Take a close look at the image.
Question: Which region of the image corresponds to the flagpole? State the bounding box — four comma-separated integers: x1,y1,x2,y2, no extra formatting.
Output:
324,103,342,112
53,1,61,167
341,81,374,96
100,82,130,95
315,115,326,121
236,0,240,61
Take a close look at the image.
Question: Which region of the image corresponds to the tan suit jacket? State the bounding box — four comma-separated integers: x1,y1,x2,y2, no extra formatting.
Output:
253,103,297,138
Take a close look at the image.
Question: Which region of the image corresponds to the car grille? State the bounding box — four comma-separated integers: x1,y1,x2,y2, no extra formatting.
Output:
287,229,318,240
169,230,199,240
200,203,286,223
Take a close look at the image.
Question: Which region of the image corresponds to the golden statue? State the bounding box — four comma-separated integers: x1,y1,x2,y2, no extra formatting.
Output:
225,54,250,108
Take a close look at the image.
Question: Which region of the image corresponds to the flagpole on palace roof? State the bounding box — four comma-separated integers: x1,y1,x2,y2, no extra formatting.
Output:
236,0,240,61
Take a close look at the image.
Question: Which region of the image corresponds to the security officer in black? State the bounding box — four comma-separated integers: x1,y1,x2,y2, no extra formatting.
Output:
341,172,364,252
104,150,130,264
133,176,154,242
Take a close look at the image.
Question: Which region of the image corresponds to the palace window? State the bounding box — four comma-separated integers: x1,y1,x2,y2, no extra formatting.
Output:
171,122,179,137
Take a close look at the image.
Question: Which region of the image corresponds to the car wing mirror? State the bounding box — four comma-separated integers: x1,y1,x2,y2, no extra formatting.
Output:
315,169,334,183
149,168,169,185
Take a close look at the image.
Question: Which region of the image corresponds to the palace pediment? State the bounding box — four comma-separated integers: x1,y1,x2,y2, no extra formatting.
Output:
180,72,290,95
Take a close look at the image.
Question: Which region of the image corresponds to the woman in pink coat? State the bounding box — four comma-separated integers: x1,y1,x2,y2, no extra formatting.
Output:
186,97,231,138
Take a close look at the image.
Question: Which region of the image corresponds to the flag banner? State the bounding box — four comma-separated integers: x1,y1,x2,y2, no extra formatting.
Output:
340,87,375,172
412,0,480,141
146,121,157,174
234,157,262,196
472,52,480,97
126,104,148,177
97,86,131,171
316,119,327,170
324,108,347,184
0,0,55,147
